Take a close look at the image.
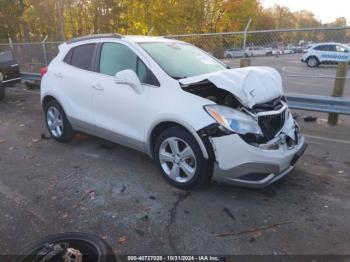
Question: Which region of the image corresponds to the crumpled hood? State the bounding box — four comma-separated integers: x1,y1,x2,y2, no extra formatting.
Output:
179,66,283,108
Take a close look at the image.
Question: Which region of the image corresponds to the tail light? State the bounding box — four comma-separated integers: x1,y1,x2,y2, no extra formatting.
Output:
40,66,48,77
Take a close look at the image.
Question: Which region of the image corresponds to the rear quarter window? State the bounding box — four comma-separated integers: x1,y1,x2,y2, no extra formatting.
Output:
64,43,96,71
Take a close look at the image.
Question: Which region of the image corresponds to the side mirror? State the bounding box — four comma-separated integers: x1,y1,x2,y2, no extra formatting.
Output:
114,69,143,94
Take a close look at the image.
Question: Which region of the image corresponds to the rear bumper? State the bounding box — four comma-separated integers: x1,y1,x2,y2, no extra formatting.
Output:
211,133,307,188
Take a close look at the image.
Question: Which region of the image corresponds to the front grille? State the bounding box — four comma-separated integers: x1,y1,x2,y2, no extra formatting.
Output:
258,110,286,141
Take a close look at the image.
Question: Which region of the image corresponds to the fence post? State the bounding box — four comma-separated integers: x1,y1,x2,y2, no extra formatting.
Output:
42,35,48,66
241,18,252,67
328,62,348,125
8,37,13,50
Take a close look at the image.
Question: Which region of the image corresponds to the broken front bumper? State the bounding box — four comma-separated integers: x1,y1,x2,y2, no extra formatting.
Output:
210,133,307,188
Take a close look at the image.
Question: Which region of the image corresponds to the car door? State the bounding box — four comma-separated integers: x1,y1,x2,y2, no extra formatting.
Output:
326,44,339,63
0,49,20,83
54,43,96,127
316,44,338,63
91,42,157,151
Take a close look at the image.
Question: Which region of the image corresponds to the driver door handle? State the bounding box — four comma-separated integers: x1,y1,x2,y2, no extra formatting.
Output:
92,84,104,91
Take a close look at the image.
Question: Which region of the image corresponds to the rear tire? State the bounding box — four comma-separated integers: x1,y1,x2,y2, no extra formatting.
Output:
306,56,319,67
154,126,212,189
44,100,74,142
0,84,4,101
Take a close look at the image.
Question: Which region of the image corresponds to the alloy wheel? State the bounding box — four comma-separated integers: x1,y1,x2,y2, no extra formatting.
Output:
47,106,64,138
308,57,317,67
159,137,197,183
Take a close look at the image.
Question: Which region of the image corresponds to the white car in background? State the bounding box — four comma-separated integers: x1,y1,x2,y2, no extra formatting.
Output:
246,46,273,57
40,34,306,189
224,48,246,58
301,42,350,67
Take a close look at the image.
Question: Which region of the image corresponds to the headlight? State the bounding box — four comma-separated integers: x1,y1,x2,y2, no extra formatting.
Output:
204,105,262,135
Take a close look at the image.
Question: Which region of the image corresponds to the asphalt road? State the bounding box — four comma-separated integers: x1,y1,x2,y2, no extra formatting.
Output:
224,53,350,98
0,85,350,256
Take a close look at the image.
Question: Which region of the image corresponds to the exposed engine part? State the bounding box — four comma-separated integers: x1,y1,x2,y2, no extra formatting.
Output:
181,81,242,109
183,81,291,145
63,248,83,262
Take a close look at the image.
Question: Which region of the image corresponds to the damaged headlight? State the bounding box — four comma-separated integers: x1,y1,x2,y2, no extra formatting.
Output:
204,105,263,135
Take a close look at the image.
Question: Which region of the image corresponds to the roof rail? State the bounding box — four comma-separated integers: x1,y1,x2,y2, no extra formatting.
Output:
67,34,123,44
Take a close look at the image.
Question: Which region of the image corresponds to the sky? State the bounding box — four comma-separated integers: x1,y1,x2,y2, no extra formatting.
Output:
261,0,350,24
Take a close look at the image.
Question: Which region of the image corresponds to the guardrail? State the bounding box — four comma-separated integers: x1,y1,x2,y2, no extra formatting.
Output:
21,72,41,82
286,93,350,115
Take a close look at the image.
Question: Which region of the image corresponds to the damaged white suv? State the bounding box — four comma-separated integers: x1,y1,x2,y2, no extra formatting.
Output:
41,34,307,189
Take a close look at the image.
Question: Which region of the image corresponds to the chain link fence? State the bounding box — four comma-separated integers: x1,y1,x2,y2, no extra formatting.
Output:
1,27,349,99
0,39,62,73
2,27,349,70
170,27,350,100
170,27,350,59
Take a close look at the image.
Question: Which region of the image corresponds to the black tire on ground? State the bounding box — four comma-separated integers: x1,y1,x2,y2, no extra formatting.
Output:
0,85,4,101
154,126,213,189
16,232,116,262
306,56,319,68
226,54,232,58
44,99,75,142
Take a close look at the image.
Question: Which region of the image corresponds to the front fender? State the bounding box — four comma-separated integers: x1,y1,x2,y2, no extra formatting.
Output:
145,115,214,159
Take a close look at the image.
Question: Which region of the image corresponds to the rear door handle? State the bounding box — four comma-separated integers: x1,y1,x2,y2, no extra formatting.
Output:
54,72,63,78
92,84,104,91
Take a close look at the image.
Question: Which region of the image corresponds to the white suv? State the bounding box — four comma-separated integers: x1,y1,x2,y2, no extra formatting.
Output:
301,42,350,67
41,34,306,189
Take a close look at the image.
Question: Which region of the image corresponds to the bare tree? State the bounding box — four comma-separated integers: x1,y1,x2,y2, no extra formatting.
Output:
56,0,65,40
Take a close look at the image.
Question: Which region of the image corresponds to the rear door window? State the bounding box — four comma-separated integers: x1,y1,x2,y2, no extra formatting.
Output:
65,43,96,71
328,45,336,52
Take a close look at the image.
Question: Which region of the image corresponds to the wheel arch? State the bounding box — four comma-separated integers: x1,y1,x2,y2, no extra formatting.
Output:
42,95,56,108
307,55,320,62
147,120,209,160
41,94,66,112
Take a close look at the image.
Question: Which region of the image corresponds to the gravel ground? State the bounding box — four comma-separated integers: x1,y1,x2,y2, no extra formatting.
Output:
0,85,350,256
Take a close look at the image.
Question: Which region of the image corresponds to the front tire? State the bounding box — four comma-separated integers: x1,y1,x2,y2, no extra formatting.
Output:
154,126,212,189
306,56,319,67
44,100,74,142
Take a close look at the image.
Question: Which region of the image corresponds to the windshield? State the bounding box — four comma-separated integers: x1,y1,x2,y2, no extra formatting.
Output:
140,42,227,79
